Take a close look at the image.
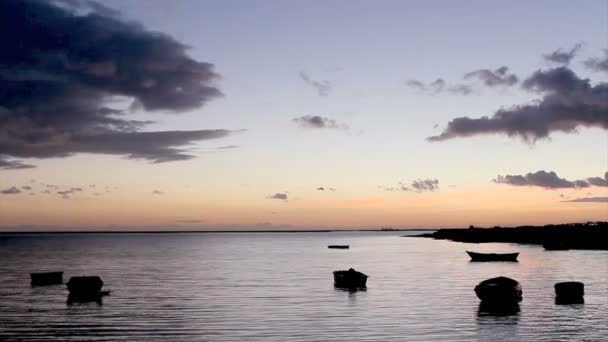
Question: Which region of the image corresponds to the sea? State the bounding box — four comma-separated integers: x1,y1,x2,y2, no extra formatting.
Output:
1,230,607,341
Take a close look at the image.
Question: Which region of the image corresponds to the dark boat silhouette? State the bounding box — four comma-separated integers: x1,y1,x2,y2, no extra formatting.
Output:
30,271,63,286
328,245,349,249
475,276,522,304
333,268,368,289
66,276,108,303
467,251,519,262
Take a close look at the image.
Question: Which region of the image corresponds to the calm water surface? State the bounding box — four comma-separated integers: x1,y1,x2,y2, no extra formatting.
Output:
1,231,607,341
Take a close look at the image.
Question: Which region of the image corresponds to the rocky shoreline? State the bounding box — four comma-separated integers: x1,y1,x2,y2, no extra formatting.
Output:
413,222,608,250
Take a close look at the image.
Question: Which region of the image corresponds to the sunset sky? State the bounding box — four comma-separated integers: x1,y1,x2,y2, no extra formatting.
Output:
0,0,606,230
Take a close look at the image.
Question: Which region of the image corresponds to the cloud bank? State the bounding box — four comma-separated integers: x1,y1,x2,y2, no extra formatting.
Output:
428,66,608,142
0,0,234,169
494,170,608,189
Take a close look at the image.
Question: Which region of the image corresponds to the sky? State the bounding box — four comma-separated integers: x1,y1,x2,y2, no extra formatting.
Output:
0,0,606,231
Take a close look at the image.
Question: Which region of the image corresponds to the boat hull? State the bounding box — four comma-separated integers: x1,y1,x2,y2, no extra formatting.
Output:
328,245,349,249
467,251,519,262
31,272,63,286
333,269,368,289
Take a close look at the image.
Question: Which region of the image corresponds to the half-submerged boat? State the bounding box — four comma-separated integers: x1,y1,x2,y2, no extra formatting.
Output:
333,268,368,289
328,245,349,249
475,276,522,304
31,271,63,286
66,276,107,303
467,251,519,262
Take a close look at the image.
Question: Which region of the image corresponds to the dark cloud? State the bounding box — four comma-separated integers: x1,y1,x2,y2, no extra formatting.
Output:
267,193,288,201
1,186,21,194
152,190,164,195
464,66,518,87
216,145,239,150
0,157,36,170
382,179,439,192
299,72,331,96
428,66,608,142
562,197,608,203
494,170,608,189
57,187,83,198
317,187,336,191
21,186,32,190
405,79,472,95
0,0,234,169
543,43,583,65
293,115,349,130
584,50,608,72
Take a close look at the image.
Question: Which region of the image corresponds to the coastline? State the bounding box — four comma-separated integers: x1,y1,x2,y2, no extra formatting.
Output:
411,222,608,250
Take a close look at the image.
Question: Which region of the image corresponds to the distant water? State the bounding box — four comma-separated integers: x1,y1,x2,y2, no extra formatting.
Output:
1,231,608,341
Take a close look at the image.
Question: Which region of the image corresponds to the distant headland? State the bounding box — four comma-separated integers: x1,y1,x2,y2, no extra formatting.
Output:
414,222,608,250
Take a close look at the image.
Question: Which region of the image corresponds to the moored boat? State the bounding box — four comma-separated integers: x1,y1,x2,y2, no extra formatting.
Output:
66,276,105,303
31,271,63,286
467,251,519,262
333,268,368,289
328,245,349,249
474,276,522,304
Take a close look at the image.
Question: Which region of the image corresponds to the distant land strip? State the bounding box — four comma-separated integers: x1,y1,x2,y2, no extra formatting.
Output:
0,228,436,234
412,222,608,250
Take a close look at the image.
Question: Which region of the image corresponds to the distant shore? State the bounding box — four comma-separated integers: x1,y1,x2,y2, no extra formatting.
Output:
0,228,436,234
413,222,608,250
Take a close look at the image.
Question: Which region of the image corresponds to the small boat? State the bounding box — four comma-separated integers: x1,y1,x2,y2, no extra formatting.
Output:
66,276,106,303
474,276,522,304
328,245,349,249
554,281,584,304
467,251,519,262
333,268,368,289
31,271,63,286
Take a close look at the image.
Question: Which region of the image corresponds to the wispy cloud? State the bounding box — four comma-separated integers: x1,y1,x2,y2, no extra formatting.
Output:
543,43,583,65
152,190,165,195
381,179,440,192
562,197,608,203
267,193,288,201
464,66,518,87
293,115,349,130
299,72,331,96
404,79,473,95
1,186,21,195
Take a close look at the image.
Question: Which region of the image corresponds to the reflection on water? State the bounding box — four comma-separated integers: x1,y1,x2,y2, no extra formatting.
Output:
0,231,607,341
477,302,521,317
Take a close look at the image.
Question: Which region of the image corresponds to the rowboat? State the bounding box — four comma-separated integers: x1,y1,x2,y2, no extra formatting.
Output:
328,245,349,249
467,251,519,262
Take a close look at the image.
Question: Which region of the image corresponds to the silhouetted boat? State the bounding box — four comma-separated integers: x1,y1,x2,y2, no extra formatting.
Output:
66,276,106,303
333,268,368,289
467,251,519,262
328,245,349,249
475,276,522,304
31,271,63,286
555,281,584,304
